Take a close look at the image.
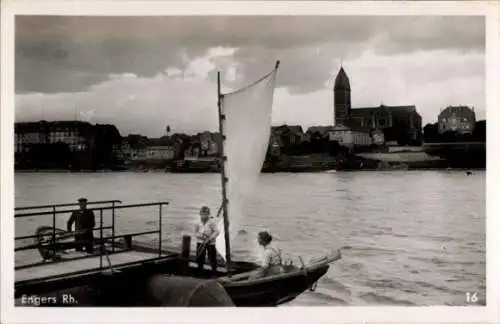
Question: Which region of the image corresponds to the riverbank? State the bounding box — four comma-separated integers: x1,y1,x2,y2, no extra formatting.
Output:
14,146,485,173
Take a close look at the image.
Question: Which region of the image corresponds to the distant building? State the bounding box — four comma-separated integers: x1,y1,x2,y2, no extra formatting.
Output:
118,139,132,160
138,137,176,161
184,140,202,159
333,66,422,144
129,149,148,161
271,125,305,147
328,124,373,151
268,133,282,157
181,132,220,159
125,134,150,162
145,146,175,160
306,126,334,139
15,120,94,153
199,131,220,156
437,105,476,134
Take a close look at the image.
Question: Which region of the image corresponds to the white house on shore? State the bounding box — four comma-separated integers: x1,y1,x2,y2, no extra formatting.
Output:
125,136,177,162
145,146,175,160
328,123,384,151
129,146,175,161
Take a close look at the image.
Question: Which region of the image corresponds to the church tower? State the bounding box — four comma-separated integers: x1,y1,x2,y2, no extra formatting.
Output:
334,66,351,125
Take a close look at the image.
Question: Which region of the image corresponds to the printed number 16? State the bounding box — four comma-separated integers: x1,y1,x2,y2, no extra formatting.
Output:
466,292,478,303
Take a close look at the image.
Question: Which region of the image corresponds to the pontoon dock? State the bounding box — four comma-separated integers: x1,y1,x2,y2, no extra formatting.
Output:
14,200,226,299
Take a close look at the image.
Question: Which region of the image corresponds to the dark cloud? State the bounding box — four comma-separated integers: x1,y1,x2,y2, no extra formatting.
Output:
15,15,484,94
223,43,366,95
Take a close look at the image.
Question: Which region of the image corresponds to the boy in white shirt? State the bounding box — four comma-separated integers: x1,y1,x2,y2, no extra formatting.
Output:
194,206,220,276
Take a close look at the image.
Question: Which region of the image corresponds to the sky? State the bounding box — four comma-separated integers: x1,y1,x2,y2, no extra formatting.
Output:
15,15,485,137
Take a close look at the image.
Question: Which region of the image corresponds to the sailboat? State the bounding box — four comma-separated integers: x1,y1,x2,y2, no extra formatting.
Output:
204,61,342,306
18,61,341,307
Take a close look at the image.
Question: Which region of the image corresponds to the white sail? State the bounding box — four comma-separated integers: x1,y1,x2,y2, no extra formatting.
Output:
215,62,280,261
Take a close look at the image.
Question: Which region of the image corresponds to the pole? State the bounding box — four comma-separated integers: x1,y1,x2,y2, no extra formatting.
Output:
111,201,115,252
158,204,162,257
217,71,232,267
100,209,103,268
52,207,56,257
181,235,191,275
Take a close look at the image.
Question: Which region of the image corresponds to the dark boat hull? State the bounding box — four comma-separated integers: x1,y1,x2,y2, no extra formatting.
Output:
222,265,329,306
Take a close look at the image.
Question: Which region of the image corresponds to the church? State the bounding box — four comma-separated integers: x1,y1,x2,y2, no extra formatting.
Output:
333,66,422,145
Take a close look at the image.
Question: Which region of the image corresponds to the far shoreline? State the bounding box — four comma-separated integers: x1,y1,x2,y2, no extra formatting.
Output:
14,167,486,174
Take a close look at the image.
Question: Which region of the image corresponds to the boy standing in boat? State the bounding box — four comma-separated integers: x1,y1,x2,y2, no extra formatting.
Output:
67,197,95,254
194,206,220,276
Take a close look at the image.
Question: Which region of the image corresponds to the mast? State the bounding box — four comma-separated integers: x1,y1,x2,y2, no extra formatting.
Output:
217,71,232,267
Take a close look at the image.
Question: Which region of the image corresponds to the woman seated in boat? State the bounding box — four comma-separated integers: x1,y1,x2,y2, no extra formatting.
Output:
250,231,285,279
194,206,220,275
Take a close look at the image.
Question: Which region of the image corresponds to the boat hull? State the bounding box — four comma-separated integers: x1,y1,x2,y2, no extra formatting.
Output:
222,265,329,306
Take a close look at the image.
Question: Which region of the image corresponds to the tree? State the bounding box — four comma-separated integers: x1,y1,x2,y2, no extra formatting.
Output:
423,123,440,143
441,130,460,143
28,142,73,168
327,140,340,156
382,126,398,143
472,120,486,142
307,131,328,153
92,124,122,168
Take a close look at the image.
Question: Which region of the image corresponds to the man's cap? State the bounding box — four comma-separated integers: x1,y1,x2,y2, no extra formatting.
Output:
78,197,88,202
200,206,210,214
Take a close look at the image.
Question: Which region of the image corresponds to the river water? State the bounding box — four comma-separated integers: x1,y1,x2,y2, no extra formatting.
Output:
14,170,486,306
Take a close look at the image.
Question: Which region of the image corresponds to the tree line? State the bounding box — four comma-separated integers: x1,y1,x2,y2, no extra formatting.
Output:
423,120,486,143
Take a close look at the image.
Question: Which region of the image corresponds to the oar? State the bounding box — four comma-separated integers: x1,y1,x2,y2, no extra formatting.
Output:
196,233,217,259
216,202,223,218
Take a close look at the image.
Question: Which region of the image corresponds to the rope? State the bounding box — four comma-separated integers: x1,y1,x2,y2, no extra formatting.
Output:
101,238,115,274
103,247,115,274
222,62,279,97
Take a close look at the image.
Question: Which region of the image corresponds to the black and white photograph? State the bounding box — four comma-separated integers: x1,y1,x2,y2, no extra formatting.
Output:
1,0,499,323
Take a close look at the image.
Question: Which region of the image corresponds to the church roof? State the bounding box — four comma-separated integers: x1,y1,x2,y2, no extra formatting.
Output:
349,105,419,117
334,66,350,91
386,105,417,114
349,108,376,117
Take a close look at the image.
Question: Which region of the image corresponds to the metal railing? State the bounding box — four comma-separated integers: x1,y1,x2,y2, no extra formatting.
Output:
15,200,169,271
16,200,122,256
14,199,123,211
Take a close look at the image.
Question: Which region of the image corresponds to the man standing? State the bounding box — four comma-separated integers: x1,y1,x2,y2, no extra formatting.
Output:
194,206,220,276
67,197,95,254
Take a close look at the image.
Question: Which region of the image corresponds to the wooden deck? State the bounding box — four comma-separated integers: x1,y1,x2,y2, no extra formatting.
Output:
15,249,230,285
15,250,162,282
